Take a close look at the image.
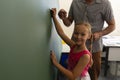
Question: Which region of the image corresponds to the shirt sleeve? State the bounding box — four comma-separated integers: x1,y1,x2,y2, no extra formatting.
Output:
68,1,74,17
103,0,114,22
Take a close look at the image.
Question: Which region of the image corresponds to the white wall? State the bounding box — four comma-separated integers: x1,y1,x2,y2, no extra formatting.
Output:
59,0,120,37
109,0,120,36
58,0,74,38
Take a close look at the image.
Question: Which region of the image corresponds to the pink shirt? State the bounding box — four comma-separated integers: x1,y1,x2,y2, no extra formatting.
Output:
68,46,91,77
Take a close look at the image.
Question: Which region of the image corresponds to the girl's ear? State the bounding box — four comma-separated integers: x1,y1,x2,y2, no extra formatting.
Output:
87,34,91,39
88,34,93,44
89,34,93,44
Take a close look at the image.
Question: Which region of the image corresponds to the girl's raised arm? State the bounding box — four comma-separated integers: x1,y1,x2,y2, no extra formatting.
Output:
50,8,75,47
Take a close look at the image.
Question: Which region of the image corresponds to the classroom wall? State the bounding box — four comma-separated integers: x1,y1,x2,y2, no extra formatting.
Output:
58,0,74,38
108,0,120,36
0,0,61,80
59,0,120,37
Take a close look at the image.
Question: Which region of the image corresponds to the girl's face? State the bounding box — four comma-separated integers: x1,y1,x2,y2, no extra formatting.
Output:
73,24,90,45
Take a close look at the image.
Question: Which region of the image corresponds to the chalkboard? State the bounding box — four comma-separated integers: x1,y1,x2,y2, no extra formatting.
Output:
0,0,61,80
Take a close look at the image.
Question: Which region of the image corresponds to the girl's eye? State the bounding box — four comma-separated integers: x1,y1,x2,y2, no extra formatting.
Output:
81,34,85,36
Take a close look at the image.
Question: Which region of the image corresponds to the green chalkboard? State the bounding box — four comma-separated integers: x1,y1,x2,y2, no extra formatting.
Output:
0,0,61,80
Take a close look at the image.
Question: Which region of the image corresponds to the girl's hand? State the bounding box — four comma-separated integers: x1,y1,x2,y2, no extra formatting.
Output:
50,8,56,17
50,50,58,66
